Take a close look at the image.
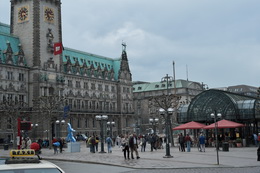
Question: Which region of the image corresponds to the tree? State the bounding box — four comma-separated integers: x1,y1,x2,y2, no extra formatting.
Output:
0,100,29,148
149,94,180,147
33,95,67,149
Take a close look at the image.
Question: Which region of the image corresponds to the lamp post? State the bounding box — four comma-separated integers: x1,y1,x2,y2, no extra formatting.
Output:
107,121,115,139
161,74,177,147
148,73,180,157
31,123,39,141
149,118,159,134
95,115,108,153
210,111,222,165
55,119,65,138
159,107,173,158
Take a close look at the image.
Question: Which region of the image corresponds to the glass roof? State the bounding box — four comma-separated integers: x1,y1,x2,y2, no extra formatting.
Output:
178,89,259,123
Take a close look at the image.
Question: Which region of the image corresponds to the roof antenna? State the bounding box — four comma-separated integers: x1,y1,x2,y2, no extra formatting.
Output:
186,64,189,81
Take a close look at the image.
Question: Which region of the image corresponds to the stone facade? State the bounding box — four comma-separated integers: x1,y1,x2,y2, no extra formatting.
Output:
0,0,134,142
133,80,204,135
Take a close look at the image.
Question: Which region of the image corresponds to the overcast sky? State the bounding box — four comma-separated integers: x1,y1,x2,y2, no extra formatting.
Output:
1,0,260,88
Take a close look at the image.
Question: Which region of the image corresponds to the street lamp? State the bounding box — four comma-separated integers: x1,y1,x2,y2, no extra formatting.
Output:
107,121,115,139
149,118,159,134
55,119,65,138
95,115,108,153
31,123,39,141
159,107,173,158
210,111,222,165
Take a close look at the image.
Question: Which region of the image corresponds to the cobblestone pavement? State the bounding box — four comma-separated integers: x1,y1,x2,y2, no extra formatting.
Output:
1,142,259,169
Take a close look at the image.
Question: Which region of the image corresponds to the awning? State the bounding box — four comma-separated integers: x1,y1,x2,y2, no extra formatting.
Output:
203,119,245,129
173,121,206,130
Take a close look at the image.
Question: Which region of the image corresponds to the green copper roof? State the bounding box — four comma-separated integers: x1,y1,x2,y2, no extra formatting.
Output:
0,23,27,65
0,22,10,34
133,80,202,92
0,23,20,53
63,47,121,80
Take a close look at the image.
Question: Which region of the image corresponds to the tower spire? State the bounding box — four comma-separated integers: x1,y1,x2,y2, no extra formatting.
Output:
122,41,127,52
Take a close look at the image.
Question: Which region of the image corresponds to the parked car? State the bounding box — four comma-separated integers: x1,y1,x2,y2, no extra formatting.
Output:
76,134,88,141
0,149,65,173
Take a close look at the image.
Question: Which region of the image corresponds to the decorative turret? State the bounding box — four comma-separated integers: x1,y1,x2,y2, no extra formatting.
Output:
118,42,132,82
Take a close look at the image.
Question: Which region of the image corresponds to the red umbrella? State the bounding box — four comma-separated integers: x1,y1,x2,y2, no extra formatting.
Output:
173,121,206,130
203,119,245,129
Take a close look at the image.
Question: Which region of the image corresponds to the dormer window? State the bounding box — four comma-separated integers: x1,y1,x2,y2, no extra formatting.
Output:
138,87,142,90
161,84,165,87
155,85,159,88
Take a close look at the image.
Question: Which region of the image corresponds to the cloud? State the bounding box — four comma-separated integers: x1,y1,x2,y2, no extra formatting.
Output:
1,0,260,88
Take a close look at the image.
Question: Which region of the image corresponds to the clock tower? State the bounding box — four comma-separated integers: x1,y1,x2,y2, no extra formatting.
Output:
10,0,62,69
10,0,63,102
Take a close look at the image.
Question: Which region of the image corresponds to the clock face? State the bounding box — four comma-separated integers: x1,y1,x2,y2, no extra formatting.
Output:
18,6,29,22
44,7,54,22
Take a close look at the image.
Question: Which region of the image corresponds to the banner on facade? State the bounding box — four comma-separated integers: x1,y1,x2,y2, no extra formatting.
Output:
54,42,63,55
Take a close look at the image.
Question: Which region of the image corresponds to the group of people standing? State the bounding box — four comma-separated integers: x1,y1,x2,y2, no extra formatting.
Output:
120,133,140,160
178,133,206,152
21,137,32,149
86,135,99,153
52,137,65,154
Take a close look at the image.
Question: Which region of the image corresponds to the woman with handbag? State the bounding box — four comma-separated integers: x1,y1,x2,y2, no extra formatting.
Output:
121,134,130,160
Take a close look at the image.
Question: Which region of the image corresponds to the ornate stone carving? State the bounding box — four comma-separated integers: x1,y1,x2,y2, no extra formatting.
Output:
17,44,25,66
4,42,14,65
46,28,54,53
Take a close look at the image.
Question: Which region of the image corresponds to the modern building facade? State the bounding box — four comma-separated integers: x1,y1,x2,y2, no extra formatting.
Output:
0,0,134,142
178,89,260,145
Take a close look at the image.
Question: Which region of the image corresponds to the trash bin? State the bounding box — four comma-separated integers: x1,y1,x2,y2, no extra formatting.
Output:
222,142,229,152
4,144,9,150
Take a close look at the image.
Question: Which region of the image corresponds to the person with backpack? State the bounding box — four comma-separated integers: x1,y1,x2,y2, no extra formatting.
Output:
106,136,113,153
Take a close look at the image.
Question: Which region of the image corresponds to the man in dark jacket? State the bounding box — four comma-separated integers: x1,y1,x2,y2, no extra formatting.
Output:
179,133,185,152
129,133,140,159
150,134,156,152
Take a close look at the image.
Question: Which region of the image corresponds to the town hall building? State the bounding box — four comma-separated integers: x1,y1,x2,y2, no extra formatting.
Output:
0,0,134,142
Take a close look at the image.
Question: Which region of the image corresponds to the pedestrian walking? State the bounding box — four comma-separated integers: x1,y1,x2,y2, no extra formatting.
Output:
185,134,192,152
116,135,122,147
258,133,260,147
199,133,205,152
53,141,60,154
129,133,140,159
21,138,27,149
141,135,146,152
95,135,99,152
26,137,32,149
121,134,130,160
253,133,258,147
179,133,185,152
89,136,96,153
106,136,113,153
58,138,64,153
150,134,156,152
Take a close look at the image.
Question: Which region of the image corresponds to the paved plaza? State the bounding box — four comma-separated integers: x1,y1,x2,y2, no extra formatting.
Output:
1,142,259,169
